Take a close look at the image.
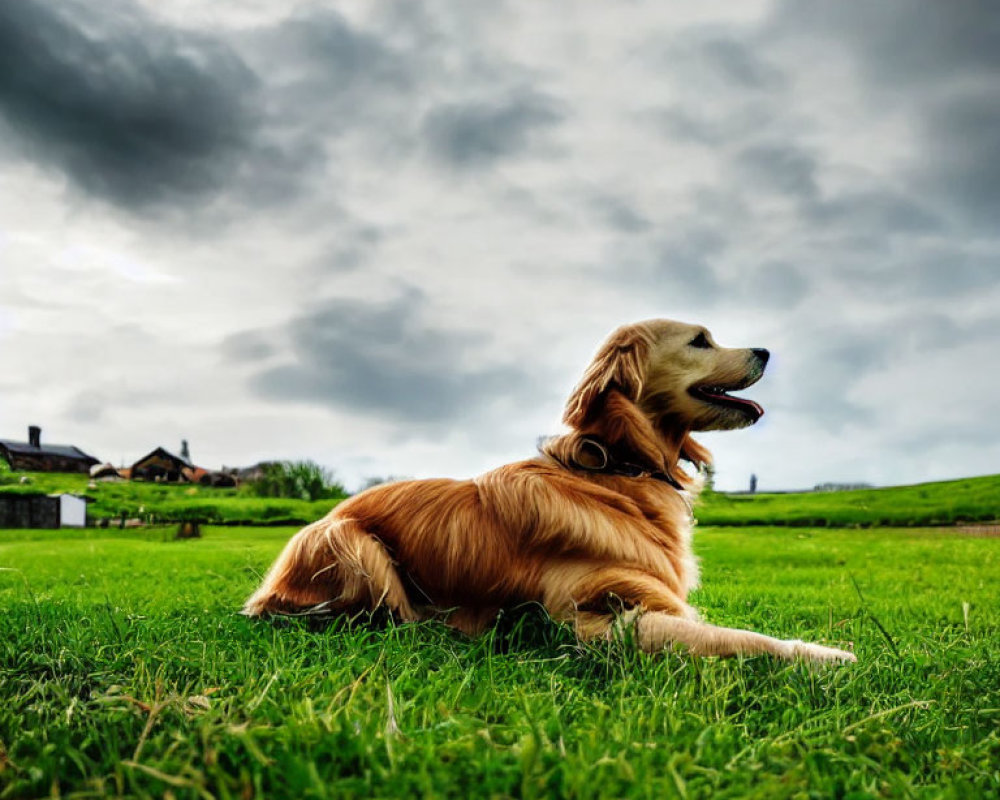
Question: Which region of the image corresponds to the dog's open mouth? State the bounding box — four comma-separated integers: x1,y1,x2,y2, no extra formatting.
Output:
689,383,764,421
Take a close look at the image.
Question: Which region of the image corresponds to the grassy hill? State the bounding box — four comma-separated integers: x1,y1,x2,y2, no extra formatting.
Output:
698,474,1000,528
0,466,344,526
1,463,998,528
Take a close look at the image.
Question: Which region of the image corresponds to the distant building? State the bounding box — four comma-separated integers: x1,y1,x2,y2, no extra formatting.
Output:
89,463,122,480
0,426,99,473
0,492,89,528
230,462,279,483
813,482,874,492
129,447,237,486
181,466,237,488
181,466,208,484
130,447,192,482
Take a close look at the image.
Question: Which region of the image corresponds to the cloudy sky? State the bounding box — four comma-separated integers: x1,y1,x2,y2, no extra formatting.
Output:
2,0,998,492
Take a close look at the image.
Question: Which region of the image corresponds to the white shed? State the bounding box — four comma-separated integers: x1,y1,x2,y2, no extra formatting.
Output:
54,494,88,527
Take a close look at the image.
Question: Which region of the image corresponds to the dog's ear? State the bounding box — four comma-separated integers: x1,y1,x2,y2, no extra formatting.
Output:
680,434,711,469
564,326,652,428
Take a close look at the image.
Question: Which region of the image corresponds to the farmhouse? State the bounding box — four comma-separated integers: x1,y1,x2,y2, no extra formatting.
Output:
130,447,192,482
0,426,100,473
0,492,89,528
128,445,239,486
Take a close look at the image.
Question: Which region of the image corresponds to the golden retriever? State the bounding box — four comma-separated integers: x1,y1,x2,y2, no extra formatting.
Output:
243,319,856,664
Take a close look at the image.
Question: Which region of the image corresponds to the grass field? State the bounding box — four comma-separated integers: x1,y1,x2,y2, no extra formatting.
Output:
698,475,1000,528
0,467,343,527
3,466,999,528
2,525,998,798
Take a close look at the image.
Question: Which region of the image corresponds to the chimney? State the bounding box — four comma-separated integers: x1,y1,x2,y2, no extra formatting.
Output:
28,425,41,448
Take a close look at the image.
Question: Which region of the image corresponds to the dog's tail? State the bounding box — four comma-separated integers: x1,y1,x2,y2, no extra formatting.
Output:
241,516,418,621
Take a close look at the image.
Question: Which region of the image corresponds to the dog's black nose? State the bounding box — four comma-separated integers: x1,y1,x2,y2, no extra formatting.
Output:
752,348,770,366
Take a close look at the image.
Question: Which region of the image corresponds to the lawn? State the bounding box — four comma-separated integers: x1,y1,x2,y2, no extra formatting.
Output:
2,525,997,798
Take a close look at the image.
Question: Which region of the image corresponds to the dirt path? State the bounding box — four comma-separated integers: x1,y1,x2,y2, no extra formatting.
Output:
948,523,1000,537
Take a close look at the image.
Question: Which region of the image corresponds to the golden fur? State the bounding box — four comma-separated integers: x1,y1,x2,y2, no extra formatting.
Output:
244,319,856,664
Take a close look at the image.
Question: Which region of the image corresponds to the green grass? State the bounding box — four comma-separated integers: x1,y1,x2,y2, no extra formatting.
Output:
2,525,998,798
3,465,999,527
0,468,342,526
698,474,1000,528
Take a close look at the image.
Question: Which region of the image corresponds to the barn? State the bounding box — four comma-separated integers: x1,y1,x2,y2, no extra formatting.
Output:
0,426,100,473
130,447,192,482
0,493,90,528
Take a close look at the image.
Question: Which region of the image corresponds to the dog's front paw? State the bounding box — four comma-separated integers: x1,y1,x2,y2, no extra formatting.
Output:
786,639,857,664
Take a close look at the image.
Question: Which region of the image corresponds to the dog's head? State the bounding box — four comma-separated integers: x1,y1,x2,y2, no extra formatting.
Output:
564,319,769,434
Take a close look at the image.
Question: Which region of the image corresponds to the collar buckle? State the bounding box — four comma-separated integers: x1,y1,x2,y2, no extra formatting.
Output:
575,437,683,490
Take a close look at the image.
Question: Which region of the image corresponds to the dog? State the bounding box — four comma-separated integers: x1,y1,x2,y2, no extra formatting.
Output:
243,319,856,664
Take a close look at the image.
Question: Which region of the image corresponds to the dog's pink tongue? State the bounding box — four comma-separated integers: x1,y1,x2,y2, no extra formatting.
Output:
731,396,763,418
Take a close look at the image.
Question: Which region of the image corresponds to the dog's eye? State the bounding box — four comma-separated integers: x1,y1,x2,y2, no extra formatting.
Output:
689,332,712,349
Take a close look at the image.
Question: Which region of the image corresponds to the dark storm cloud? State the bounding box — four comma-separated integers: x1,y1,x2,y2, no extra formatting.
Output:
768,0,1000,227
314,225,387,274
919,93,1000,226
654,106,781,149
650,32,785,95
248,7,410,127
804,192,942,236
646,1,992,313
0,0,260,208
731,139,944,240
268,8,404,87
734,143,819,201
729,131,942,241
656,108,729,147
650,30,786,147
595,226,726,310
771,0,1000,86
842,248,1000,299
239,292,531,424
590,195,651,234
744,262,809,308
692,37,785,92
422,91,564,168
654,229,725,302
0,0,572,213
732,141,946,245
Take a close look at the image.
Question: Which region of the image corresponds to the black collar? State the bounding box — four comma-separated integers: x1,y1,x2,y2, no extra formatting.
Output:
558,436,684,490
